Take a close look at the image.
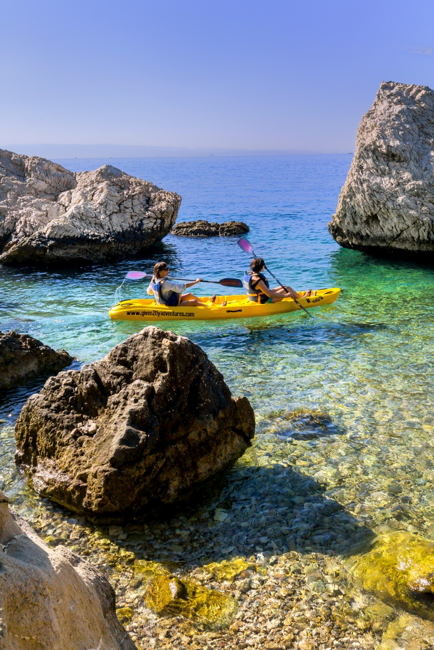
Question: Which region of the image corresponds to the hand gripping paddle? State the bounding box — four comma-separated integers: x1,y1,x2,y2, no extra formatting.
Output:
237,238,313,317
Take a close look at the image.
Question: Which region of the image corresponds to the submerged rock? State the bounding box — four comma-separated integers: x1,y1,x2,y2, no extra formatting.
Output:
264,408,341,440
0,491,135,649
349,531,434,621
145,572,237,628
0,330,72,390
15,327,255,518
0,149,181,266
329,81,434,259
171,220,249,237
202,557,255,581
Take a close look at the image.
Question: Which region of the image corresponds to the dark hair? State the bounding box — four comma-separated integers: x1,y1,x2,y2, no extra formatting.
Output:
153,261,168,279
250,257,265,273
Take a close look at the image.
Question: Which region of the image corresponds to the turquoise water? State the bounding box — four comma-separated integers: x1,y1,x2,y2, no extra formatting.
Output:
0,155,433,642
1,153,433,513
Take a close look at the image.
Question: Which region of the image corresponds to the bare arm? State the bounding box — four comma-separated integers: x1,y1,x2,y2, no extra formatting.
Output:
184,278,202,289
256,279,299,300
255,280,277,298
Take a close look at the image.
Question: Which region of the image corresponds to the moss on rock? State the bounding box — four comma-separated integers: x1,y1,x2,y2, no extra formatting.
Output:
144,574,237,628
349,532,434,621
202,557,255,581
116,607,134,624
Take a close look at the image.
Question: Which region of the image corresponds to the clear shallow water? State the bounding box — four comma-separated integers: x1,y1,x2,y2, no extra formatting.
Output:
0,155,433,643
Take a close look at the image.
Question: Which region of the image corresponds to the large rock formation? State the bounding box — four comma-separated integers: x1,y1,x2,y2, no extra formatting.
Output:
329,81,434,258
0,149,181,265
0,491,135,649
0,330,73,390
15,327,255,519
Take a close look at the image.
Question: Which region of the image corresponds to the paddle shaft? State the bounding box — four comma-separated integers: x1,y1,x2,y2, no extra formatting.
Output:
125,271,241,287
263,264,313,318
170,277,242,287
239,240,313,318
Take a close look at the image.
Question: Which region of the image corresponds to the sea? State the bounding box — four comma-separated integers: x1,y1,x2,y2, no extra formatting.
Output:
0,154,433,643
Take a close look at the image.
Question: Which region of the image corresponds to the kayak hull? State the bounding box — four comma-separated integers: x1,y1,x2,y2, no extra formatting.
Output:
109,288,341,321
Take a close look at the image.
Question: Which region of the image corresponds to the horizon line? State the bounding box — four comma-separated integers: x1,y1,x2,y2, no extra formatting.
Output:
3,143,353,159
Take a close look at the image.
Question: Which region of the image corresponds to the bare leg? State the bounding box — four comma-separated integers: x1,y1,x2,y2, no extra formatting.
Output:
272,287,312,299
179,293,207,306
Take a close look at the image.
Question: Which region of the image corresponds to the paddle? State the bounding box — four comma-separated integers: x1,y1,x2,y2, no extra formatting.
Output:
237,238,314,317
125,271,242,288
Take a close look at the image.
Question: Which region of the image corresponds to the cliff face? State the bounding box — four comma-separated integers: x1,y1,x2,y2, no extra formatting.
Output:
329,81,434,258
0,149,181,266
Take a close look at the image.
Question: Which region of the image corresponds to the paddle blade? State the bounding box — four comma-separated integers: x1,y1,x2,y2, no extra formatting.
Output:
219,278,243,287
125,271,147,280
237,238,254,255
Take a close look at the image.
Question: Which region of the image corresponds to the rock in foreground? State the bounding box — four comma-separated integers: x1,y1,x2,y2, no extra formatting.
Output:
15,327,255,518
329,81,434,258
171,220,249,237
0,330,73,390
0,491,134,649
0,149,181,265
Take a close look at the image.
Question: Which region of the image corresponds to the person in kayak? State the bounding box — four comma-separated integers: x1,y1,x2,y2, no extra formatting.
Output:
147,261,207,306
243,258,309,303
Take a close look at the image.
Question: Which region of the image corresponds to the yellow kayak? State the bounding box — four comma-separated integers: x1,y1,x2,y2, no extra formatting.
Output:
109,288,341,321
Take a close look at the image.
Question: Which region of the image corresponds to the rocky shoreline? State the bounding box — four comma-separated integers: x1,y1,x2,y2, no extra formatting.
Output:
2,428,432,650
1,325,433,648
1,93,434,648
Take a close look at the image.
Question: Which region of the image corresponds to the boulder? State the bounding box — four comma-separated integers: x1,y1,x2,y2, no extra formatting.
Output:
0,491,135,649
0,330,73,390
15,327,255,519
0,149,181,266
171,220,249,237
329,81,434,258
349,531,434,621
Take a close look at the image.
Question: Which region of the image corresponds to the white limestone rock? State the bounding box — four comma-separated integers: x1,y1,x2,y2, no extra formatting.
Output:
0,491,135,649
0,149,181,265
329,81,434,258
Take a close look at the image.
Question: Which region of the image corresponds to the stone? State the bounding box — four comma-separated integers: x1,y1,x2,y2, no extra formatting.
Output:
0,330,73,390
329,81,434,258
0,149,181,265
265,408,341,440
0,491,135,649
15,327,255,519
202,558,255,581
349,531,434,621
171,220,249,237
144,573,237,628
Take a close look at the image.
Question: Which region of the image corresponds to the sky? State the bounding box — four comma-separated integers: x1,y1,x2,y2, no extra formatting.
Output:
1,0,434,155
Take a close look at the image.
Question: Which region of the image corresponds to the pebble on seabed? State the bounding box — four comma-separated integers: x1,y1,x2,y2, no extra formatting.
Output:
3,404,434,649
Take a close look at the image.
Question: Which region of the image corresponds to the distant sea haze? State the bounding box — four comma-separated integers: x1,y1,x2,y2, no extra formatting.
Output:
3,144,354,159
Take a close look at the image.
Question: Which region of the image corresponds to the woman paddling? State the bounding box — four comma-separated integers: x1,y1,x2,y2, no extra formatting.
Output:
243,258,310,303
147,261,207,306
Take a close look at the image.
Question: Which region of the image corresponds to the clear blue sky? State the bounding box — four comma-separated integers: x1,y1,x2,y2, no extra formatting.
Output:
2,0,434,154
